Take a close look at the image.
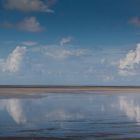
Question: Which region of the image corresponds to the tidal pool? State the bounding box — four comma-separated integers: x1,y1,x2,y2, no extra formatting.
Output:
0,92,140,140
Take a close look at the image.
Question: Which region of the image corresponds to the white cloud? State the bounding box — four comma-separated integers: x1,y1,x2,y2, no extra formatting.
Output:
118,43,140,76
44,47,86,59
0,46,26,73
22,41,38,46
18,17,44,32
60,37,72,46
6,99,26,124
118,69,136,77
0,17,45,32
129,17,140,27
5,0,55,13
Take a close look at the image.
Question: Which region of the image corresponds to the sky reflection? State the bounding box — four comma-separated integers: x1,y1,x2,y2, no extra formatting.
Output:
0,93,140,138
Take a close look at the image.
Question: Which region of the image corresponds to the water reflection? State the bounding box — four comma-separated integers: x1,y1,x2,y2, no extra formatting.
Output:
6,99,26,124
0,93,140,139
119,95,140,123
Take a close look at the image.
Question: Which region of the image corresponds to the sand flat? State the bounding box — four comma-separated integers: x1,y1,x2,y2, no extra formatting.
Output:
0,86,140,95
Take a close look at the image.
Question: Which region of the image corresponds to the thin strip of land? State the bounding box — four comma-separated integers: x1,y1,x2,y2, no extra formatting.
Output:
0,86,140,95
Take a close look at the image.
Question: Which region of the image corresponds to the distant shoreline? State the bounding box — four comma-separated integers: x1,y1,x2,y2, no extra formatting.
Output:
0,86,140,96
0,85,140,88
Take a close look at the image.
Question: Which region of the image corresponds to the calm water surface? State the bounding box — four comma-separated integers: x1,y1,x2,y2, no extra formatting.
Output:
0,92,140,139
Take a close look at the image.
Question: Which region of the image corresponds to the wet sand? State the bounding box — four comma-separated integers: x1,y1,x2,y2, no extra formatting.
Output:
0,86,140,95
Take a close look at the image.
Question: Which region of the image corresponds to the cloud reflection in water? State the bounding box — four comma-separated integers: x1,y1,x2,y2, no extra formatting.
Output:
119,95,140,123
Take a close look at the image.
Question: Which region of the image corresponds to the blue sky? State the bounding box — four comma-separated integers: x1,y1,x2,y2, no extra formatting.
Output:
1,0,140,85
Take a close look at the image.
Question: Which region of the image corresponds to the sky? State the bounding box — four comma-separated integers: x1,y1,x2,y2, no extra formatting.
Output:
1,0,140,85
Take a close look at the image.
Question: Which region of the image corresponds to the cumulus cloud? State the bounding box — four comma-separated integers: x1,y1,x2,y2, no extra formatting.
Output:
118,43,140,76
5,0,56,13
18,17,44,32
129,17,140,27
6,99,26,124
60,37,72,46
0,46,26,73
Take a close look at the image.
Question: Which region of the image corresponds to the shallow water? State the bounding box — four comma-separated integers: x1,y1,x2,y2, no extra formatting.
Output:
0,92,140,139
